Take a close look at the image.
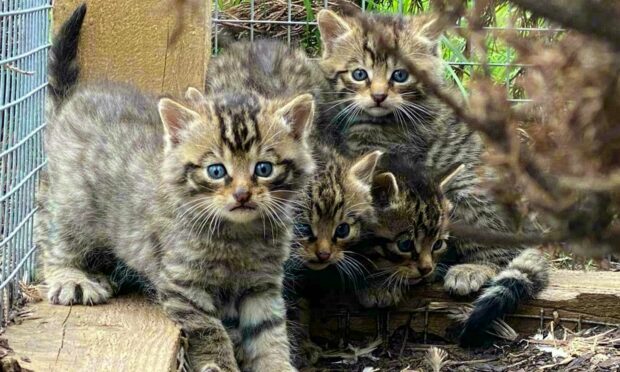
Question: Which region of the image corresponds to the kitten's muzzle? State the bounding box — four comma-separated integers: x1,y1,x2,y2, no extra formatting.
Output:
230,202,257,211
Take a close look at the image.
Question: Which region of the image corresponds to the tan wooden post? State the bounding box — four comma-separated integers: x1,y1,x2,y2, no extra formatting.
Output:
52,0,212,95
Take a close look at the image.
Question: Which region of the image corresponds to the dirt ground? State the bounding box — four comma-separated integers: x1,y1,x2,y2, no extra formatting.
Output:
311,325,620,371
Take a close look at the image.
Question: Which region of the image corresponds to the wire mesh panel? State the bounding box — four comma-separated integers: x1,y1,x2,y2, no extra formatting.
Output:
211,0,562,102
0,0,51,326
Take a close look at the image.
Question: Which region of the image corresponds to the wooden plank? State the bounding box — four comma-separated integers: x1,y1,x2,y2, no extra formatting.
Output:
4,295,181,372
53,0,212,95
310,270,620,342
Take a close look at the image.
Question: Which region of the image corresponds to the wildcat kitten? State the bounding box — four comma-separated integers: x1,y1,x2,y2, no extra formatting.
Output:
43,6,314,371
359,155,548,346
286,146,381,368
293,146,381,272
362,164,548,344
357,159,456,308
316,9,549,345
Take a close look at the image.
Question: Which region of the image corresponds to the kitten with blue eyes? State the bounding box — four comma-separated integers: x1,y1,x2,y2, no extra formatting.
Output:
42,7,315,372
285,146,381,368
316,8,549,345
357,161,458,308
292,146,382,273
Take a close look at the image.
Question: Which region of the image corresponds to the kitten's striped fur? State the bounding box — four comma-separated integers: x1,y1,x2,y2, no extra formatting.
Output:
292,146,381,273
316,9,549,344
357,157,453,307
42,7,314,371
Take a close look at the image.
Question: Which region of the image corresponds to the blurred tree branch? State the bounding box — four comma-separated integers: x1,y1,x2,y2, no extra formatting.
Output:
396,0,620,255
507,0,620,49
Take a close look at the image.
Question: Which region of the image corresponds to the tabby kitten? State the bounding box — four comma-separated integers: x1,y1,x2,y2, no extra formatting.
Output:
360,158,548,346
316,9,549,345
286,147,381,368
357,159,456,308
43,6,314,371
293,146,381,272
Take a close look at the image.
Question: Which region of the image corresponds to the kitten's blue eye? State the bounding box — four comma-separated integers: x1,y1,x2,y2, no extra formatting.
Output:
432,239,446,252
295,223,313,238
206,164,227,179
254,162,273,178
334,223,350,239
351,68,368,81
391,69,409,83
397,238,413,253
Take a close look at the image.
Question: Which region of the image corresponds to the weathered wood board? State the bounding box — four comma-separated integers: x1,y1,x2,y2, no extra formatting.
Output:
2,271,618,371
53,0,212,95
3,295,180,372
310,270,620,342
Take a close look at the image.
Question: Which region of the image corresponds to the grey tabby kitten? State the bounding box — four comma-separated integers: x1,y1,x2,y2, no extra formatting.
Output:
316,9,549,345
42,6,314,371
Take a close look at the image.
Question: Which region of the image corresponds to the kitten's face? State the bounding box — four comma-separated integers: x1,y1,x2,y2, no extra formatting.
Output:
294,150,381,270
369,173,451,286
317,10,442,119
159,88,315,227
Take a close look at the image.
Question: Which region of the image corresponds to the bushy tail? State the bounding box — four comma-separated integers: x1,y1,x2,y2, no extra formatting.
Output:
48,3,87,106
459,248,549,346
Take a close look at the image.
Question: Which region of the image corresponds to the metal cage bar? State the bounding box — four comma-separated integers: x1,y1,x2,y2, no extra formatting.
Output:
0,0,50,327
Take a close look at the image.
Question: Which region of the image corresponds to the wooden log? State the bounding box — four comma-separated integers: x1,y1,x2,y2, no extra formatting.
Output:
3,271,618,370
309,270,620,343
3,295,181,372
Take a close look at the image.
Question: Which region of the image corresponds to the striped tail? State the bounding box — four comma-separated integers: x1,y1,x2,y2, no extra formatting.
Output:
459,248,549,346
48,3,87,106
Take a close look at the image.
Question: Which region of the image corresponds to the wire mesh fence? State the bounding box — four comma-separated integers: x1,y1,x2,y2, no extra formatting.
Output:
211,0,563,102
0,0,50,326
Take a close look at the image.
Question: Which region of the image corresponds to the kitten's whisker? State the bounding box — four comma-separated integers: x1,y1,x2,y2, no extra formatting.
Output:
343,250,376,269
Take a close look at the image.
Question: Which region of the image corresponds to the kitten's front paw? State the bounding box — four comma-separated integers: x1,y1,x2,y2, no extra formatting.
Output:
357,287,403,308
443,264,496,296
301,338,323,366
48,272,112,305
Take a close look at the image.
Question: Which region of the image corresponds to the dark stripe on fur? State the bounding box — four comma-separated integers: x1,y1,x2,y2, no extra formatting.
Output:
241,317,285,340
161,290,217,318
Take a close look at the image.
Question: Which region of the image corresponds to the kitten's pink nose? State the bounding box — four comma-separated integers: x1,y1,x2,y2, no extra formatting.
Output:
233,189,252,204
419,266,432,276
316,251,331,262
371,93,387,104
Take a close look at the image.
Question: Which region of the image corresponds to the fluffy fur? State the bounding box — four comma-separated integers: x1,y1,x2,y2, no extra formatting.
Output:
42,7,316,371
292,146,381,272
316,9,549,344
285,147,383,367
357,156,453,308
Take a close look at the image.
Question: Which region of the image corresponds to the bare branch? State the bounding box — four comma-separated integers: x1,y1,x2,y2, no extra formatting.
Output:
507,0,620,49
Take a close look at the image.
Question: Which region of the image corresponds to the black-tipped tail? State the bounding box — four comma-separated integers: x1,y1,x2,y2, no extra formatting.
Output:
48,3,87,106
459,249,549,346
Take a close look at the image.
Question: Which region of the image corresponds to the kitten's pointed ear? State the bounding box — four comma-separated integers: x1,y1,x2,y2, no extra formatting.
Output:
158,98,201,146
372,172,399,205
277,93,315,140
439,163,465,193
317,9,352,55
350,150,383,184
185,87,204,103
407,14,444,54
184,87,208,113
